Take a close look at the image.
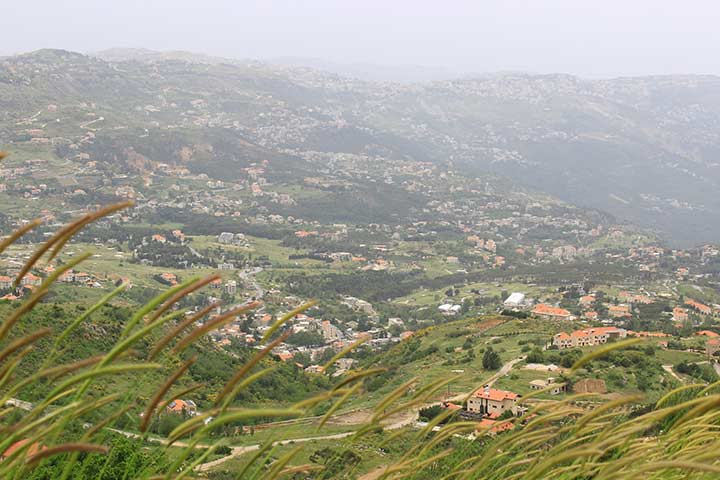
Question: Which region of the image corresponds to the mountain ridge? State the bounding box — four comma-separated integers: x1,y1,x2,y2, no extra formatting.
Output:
2,48,720,246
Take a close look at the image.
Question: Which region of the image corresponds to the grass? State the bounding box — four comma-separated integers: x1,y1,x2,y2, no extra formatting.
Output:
4,195,720,478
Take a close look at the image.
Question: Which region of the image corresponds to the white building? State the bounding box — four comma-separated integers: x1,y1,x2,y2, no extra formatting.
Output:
503,292,526,308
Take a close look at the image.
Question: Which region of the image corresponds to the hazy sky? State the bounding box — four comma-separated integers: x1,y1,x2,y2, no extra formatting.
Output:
4,0,720,78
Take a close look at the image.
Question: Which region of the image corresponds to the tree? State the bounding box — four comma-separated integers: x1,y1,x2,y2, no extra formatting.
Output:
482,347,502,370
526,347,544,364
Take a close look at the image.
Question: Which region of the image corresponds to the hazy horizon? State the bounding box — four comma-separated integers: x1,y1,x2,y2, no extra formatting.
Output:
3,0,720,79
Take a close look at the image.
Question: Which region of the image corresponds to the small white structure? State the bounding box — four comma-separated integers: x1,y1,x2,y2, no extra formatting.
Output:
439,304,462,315
504,292,526,307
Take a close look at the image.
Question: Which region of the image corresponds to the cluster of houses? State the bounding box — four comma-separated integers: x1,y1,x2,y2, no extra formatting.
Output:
217,232,249,247
552,327,628,349
1,268,105,301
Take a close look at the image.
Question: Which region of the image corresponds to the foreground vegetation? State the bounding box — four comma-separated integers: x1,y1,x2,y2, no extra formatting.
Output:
3,203,720,476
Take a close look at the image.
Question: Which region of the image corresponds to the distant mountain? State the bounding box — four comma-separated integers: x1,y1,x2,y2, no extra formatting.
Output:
268,56,459,83
2,49,720,246
92,48,254,66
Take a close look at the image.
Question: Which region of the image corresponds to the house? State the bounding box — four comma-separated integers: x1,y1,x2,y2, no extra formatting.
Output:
707,338,720,358
673,307,689,324
467,385,522,417
329,252,353,262
225,281,237,295
217,232,235,244
632,295,654,305
532,304,572,321
151,234,167,243
276,352,294,362
608,304,632,318
579,295,595,307
166,399,197,415
304,365,324,374
438,304,462,315
20,273,41,287
0,275,12,290
553,327,627,349
74,272,91,284
627,331,669,338
160,272,178,285
529,378,566,395
695,330,719,338
686,299,712,316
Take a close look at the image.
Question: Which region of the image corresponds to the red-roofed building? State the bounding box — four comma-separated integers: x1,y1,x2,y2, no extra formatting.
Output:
553,327,627,349
400,331,414,340
673,307,689,324
608,304,632,318
0,275,12,290
696,330,719,338
442,402,462,411
20,273,41,287
476,418,514,435
276,352,294,362
579,295,596,307
166,399,197,415
707,338,720,357
627,331,669,338
468,385,521,416
686,299,712,316
532,303,572,321
160,272,177,285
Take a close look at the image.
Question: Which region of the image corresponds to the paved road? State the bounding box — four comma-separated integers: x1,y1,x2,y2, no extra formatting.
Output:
239,267,264,300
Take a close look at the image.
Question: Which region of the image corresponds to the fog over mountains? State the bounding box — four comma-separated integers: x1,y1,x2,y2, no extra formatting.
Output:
3,48,720,246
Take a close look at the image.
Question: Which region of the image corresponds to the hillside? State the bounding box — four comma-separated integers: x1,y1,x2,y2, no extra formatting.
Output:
2,49,720,245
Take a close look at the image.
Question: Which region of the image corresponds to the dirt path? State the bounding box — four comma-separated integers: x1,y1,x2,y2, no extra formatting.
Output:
358,465,387,480
662,364,683,383
194,409,418,472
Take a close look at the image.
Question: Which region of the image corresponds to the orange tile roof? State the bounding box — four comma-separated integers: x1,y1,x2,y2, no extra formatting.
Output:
473,387,519,402
476,419,513,434
627,331,669,337
532,303,571,317
686,299,712,314
696,330,719,337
